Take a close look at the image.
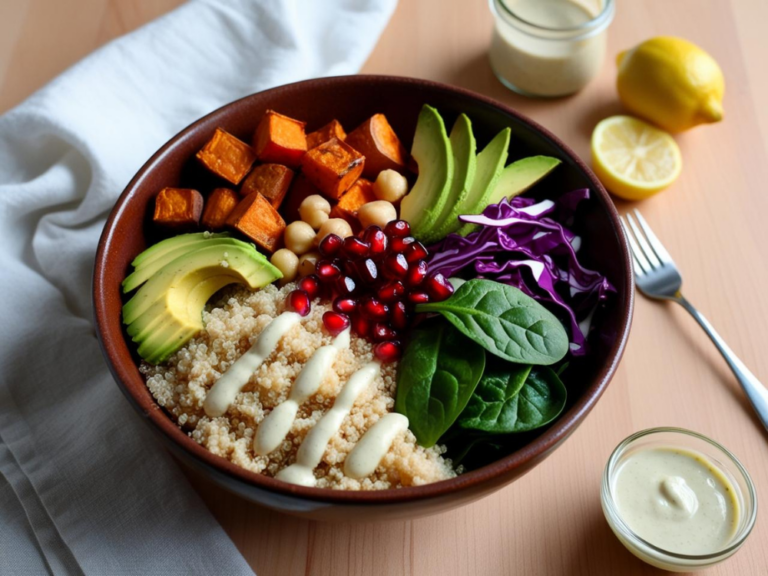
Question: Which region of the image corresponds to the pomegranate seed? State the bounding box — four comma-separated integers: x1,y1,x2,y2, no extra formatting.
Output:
342,236,370,260
287,290,311,317
360,296,389,321
372,323,397,342
407,291,430,305
390,301,409,330
384,220,410,238
404,241,429,264
377,280,405,303
333,297,357,314
316,260,341,283
364,226,388,258
357,258,380,284
374,340,402,363
297,275,321,299
383,253,409,280
425,273,455,302
341,259,359,280
335,275,357,295
323,311,350,336
389,236,415,253
405,260,428,287
351,314,372,337
318,233,343,258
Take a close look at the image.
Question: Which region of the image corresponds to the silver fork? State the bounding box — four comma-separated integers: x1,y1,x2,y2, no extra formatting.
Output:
621,209,768,432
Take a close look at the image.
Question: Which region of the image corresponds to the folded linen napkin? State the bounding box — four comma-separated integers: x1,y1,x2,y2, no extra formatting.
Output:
0,0,396,573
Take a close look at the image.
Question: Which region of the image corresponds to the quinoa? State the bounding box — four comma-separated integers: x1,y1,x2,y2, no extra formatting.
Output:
141,283,455,490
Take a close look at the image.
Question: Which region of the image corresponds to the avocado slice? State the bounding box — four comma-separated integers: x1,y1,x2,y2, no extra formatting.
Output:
123,232,232,293
454,128,511,237
485,156,561,206
130,232,230,271
422,114,477,244
122,240,281,364
122,239,275,324
399,105,454,241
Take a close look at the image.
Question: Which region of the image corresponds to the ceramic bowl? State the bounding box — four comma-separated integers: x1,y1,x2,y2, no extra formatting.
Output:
93,75,633,521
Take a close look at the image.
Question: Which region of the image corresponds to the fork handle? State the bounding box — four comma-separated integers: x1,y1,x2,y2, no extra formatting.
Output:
677,294,768,432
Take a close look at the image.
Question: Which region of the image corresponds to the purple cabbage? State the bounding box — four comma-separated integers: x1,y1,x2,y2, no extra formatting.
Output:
427,190,614,355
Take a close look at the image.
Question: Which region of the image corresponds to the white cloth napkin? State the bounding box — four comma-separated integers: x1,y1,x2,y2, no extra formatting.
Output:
0,0,396,573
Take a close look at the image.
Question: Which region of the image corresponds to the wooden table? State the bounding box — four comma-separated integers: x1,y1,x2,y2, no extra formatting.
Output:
4,1,767,574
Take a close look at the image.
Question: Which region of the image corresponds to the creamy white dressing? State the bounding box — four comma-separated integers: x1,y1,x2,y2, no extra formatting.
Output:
612,447,739,555
203,311,300,417
344,413,409,479
253,329,350,455
276,362,380,487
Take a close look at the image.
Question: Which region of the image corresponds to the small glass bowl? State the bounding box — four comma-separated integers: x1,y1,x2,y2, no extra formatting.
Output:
601,427,757,572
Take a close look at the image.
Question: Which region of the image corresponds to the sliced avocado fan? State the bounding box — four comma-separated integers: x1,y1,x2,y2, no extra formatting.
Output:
399,105,454,241
122,234,281,365
422,113,477,244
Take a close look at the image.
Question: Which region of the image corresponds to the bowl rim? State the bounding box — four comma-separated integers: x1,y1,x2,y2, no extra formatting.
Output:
93,74,634,505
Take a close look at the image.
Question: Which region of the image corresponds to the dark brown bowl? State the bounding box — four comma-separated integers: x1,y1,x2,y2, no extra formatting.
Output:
93,75,633,521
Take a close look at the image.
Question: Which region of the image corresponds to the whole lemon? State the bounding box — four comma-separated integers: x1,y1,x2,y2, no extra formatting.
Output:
616,37,724,133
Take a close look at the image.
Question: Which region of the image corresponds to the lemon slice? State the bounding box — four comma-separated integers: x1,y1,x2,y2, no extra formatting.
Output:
591,115,682,201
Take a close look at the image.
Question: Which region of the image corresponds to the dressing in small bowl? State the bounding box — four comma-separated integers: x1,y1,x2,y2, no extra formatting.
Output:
602,428,756,571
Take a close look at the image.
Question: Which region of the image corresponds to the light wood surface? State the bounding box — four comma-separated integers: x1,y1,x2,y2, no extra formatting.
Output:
4,0,768,574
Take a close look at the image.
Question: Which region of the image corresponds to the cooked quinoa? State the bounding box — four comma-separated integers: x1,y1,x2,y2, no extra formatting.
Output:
141,283,455,490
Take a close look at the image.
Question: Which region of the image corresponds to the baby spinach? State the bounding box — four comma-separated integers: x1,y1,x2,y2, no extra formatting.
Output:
395,322,485,448
458,366,567,434
416,279,569,365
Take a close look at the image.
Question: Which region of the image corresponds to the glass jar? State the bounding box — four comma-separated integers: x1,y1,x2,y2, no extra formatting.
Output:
601,428,757,572
488,0,615,97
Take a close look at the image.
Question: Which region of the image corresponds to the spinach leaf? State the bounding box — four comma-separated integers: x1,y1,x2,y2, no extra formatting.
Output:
395,322,485,447
416,279,569,365
458,366,566,433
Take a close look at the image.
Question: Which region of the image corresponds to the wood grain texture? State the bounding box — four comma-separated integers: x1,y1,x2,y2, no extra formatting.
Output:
3,0,767,574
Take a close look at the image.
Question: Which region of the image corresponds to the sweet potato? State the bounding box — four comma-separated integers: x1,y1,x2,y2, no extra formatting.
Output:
306,119,347,150
345,114,408,179
239,163,294,209
226,193,286,253
196,128,257,185
253,110,307,168
329,178,376,226
301,138,365,200
281,174,324,223
153,187,204,229
201,187,240,230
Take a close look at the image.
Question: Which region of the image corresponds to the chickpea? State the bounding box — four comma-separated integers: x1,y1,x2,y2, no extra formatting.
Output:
284,221,316,255
270,249,299,284
298,251,321,277
299,194,332,230
358,200,397,229
316,218,353,243
373,170,409,203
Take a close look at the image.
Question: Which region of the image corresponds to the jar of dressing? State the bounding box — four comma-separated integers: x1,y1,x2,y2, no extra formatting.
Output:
602,428,757,572
488,0,615,97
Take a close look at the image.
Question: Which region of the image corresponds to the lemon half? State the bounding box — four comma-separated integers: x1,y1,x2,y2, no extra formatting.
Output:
591,115,682,201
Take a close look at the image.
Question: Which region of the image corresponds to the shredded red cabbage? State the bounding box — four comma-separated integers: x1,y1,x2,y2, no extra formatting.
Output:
427,189,614,355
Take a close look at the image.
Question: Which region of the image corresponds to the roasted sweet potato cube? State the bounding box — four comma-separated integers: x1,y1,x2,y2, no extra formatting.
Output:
201,187,240,230
301,138,365,200
253,110,307,168
239,163,294,209
329,178,376,225
153,187,203,229
226,193,286,253
280,174,324,223
196,128,257,185
345,114,408,179
307,120,347,150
